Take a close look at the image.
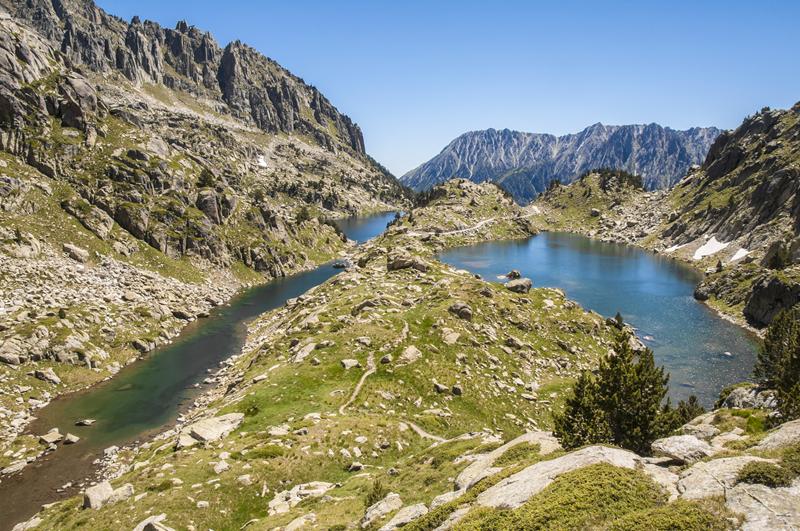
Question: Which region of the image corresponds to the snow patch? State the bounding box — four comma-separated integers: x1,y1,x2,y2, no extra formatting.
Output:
665,243,687,253
257,155,268,168
693,236,729,260
730,248,749,262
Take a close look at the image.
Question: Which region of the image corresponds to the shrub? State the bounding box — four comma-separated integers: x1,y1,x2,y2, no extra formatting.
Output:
554,333,670,454
457,463,665,530
493,442,541,467
147,480,173,492
754,305,800,420
780,444,800,475
296,206,312,223
609,500,730,531
364,479,389,508
736,461,794,488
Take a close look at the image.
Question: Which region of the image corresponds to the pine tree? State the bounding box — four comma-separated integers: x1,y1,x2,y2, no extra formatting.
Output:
553,372,611,449
553,333,672,454
755,306,800,386
596,338,669,454
755,306,800,419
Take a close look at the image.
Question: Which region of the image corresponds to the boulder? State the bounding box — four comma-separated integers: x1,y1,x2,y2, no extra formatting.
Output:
341,359,361,370
505,278,532,293
399,346,422,364
677,456,772,499
476,446,642,509
176,413,244,449
362,493,403,528
39,429,63,445
64,433,80,444
448,302,473,320
132,513,175,531
456,431,561,491
651,435,715,463
378,503,429,531
34,368,61,385
62,243,89,263
722,386,777,410
268,482,334,515
83,481,114,509
754,419,800,450
387,253,428,273
725,481,800,530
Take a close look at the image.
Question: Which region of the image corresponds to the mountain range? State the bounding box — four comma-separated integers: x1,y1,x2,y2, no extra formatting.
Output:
401,124,720,203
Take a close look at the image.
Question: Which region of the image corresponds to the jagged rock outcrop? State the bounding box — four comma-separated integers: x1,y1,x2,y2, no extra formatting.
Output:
0,0,367,156
402,124,719,202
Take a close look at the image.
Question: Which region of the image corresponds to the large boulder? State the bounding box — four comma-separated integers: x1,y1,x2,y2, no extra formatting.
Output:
176,413,244,449
378,503,428,531
504,278,532,293
651,435,716,463
476,446,642,509
387,252,428,273
361,493,403,528
754,419,800,450
725,481,800,530
677,456,772,499
83,481,114,510
455,431,561,491
722,386,777,410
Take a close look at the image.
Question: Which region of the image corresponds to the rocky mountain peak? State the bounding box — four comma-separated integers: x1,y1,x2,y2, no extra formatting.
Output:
0,0,367,156
403,123,720,203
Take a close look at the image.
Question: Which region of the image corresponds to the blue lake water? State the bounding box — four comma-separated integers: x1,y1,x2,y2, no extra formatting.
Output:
438,232,760,407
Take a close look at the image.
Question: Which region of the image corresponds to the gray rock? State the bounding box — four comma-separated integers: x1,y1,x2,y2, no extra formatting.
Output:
505,278,532,293
448,302,473,320
341,359,361,370
651,435,716,463
132,513,176,531
83,481,114,510
378,503,428,531
34,368,61,385
476,446,644,509
362,493,403,528
39,429,63,445
176,413,244,449
755,419,800,450
678,456,772,499
722,386,777,410
62,243,89,263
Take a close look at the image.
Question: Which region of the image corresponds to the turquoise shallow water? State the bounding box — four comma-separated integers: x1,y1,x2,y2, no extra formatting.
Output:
438,232,760,407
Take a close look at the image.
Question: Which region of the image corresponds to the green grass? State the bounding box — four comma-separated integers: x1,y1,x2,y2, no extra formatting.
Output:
457,463,666,530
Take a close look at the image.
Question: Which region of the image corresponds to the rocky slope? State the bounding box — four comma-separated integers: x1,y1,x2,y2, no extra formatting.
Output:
532,104,800,329
12,186,800,530
0,1,407,475
401,124,719,202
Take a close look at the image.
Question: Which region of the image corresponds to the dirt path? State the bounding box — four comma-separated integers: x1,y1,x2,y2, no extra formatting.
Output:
339,354,376,414
404,421,447,443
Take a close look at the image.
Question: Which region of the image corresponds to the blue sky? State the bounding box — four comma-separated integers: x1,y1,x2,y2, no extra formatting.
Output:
97,0,800,176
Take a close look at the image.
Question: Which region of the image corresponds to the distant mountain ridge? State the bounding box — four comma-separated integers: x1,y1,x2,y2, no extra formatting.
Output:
401,124,720,203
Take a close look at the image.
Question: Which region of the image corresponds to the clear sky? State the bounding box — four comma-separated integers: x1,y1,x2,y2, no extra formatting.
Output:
97,0,800,176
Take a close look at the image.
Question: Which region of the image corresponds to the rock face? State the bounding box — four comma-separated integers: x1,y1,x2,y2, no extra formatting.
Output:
754,419,800,450
401,125,719,202
378,503,428,531
0,0,366,156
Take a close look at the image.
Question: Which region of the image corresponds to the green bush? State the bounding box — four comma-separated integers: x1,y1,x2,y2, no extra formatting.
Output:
494,442,541,467
609,500,730,531
736,461,794,488
364,479,389,508
780,444,800,475
230,444,284,461
458,463,665,530
754,306,800,420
